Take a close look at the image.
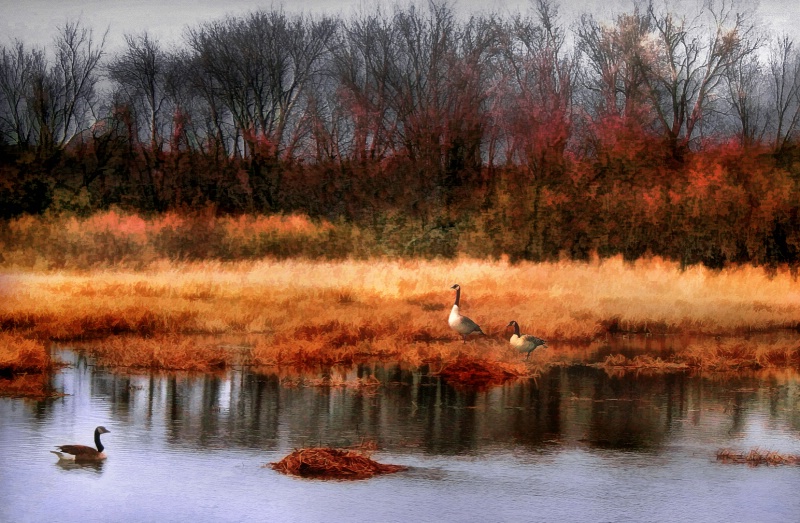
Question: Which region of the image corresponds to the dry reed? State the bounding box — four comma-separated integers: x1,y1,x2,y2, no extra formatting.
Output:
270,447,407,479
82,336,234,372
0,333,56,398
594,354,690,372
0,332,50,374
2,256,800,373
716,448,800,466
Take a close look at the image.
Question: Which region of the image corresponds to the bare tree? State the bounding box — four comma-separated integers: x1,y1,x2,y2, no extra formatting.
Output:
387,3,496,185
492,0,576,259
0,41,47,146
107,32,170,150
767,34,800,152
186,9,336,160
643,0,761,156
332,6,399,162
388,1,459,169
576,5,653,119
51,20,107,146
725,51,768,146
499,0,575,172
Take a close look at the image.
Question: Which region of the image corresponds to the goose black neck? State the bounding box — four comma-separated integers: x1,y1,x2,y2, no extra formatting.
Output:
453,287,461,306
513,322,521,336
94,430,104,453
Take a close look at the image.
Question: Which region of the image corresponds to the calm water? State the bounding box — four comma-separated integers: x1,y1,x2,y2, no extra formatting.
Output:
1,349,799,523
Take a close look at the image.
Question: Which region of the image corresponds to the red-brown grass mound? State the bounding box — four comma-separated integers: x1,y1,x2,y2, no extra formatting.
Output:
438,356,524,389
0,333,57,399
0,333,51,374
86,335,232,372
270,447,407,479
717,448,800,466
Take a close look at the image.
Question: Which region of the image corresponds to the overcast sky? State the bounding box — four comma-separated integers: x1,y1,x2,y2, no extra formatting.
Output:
1,0,799,53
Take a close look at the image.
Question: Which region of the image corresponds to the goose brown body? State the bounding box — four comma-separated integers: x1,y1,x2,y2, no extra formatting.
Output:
51,426,110,461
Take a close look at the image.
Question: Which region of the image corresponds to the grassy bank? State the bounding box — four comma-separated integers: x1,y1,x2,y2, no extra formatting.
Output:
0,333,55,398
2,256,800,379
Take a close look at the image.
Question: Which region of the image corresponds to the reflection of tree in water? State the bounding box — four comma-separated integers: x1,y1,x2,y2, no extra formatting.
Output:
583,368,684,449
75,360,799,456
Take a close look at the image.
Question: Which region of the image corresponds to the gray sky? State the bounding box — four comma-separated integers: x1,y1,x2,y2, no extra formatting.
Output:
1,0,798,53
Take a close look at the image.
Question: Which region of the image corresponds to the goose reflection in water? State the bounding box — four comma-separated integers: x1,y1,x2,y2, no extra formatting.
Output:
55,459,105,474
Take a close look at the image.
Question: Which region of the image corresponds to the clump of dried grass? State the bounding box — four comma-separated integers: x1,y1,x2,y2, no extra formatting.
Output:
717,448,800,466
683,337,800,371
86,336,232,372
0,333,50,374
0,333,57,398
595,354,690,372
270,446,407,479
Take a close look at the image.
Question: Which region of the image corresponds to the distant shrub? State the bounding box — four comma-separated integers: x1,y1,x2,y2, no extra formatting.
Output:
0,209,343,268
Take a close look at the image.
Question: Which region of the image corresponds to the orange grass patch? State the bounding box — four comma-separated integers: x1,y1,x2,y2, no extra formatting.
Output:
3,256,800,373
270,447,407,479
0,333,56,398
0,333,50,374
683,337,800,371
85,336,233,372
717,448,800,466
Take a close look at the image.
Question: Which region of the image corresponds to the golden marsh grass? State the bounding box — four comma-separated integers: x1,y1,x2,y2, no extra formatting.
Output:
2,256,799,374
0,332,55,398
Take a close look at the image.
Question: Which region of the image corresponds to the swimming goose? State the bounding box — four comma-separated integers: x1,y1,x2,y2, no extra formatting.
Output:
507,321,546,359
448,284,485,342
51,426,110,461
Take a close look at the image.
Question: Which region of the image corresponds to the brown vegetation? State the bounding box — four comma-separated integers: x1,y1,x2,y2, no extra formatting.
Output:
3,4,800,270
2,256,800,375
594,354,690,373
0,332,57,398
4,256,800,340
85,336,232,372
717,448,800,466
0,332,50,373
270,446,407,479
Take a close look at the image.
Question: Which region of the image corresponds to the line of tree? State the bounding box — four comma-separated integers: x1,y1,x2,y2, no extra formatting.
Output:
2,0,800,267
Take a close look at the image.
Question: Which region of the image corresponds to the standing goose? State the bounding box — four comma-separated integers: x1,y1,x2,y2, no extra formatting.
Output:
448,284,485,342
507,321,546,359
51,426,110,462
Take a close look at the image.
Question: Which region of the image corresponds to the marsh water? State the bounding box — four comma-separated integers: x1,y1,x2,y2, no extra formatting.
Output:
2,348,800,523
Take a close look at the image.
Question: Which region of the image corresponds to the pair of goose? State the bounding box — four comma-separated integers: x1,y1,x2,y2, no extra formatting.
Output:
448,283,546,359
